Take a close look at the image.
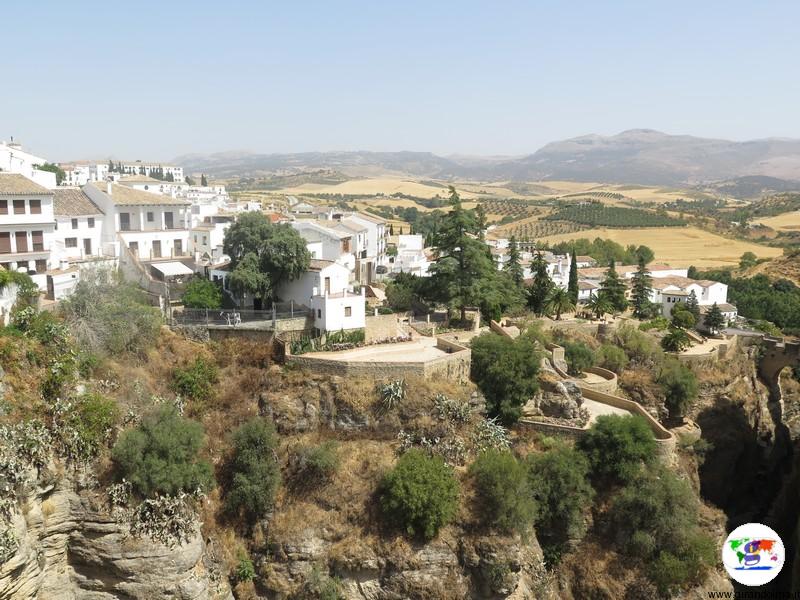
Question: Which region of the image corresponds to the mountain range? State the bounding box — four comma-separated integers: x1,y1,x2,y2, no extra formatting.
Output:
175,129,800,186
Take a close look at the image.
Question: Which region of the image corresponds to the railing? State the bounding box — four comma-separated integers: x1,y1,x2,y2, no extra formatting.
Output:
172,306,312,327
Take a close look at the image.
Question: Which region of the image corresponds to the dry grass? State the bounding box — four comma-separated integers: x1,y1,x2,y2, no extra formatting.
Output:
756,210,800,230
276,177,481,200
537,226,783,267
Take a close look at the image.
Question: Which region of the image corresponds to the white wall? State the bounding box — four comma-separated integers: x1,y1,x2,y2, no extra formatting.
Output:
310,288,366,332
53,214,103,260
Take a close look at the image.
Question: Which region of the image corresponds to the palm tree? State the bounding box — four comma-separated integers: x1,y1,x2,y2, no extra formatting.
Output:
585,293,612,320
545,287,575,320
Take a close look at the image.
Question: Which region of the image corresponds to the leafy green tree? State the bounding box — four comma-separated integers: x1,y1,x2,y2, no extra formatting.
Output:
182,276,222,309
739,251,758,269
429,187,496,321
670,303,696,330
504,236,524,288
661,327,691,352
568,249,579,305
564,341,595,376
476,270,526,322
527,251,553,316
657,359,697,420
634,245,655,264
200,173,208,187
379,450,459,540
224,418,281,520
630,257,654,319
112,404,214,498
577,414,656,484
545,286,575,320
703,302,726,334
599,259,628,313
469,450,536,533
527,443,594,543
223,212,310,306
470,331,540,424
36,162,66,185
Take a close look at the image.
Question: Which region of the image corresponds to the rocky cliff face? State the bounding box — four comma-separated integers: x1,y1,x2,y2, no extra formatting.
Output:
0,467,232,600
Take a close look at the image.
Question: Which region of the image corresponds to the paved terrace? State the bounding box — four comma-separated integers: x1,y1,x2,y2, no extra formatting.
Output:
303,336,448,362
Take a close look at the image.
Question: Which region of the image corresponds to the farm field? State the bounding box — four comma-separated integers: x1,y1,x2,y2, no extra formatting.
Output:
755,211,800,231
536,226,783,268
275,177,482,199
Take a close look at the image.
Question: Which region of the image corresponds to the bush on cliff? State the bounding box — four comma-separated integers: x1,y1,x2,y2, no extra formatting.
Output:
224,418,281,521
577,414,656,484
469,449,536,534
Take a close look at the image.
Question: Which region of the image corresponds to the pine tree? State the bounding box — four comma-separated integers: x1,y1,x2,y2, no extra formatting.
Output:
389,224,394,236
685,290,701,321
599,259,628,314
527,251,553,316
399,226,404,235
475,204,487,241
630,256,653,319
504,236,524,288
568,248,579,305
201,173,208,187
704,302,726,334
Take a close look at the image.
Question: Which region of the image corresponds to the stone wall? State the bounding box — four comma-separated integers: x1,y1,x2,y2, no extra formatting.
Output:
517,419,585,440
581,366,618,394
207,328,274,343
365,313,400,342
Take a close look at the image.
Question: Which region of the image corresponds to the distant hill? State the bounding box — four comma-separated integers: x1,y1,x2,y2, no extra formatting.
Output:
175,130,800,187
700,176,800,199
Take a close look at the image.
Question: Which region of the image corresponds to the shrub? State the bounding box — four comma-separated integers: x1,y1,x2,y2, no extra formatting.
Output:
379,449,459,539
595,343,628,375
182,276,223,309
638,316,669,332
564,341,595,376
469,450,536,533
55,392,119,460
470,331,540,425
657,359,698,419
670,304,696,330
526,443,594,543
577,414,656,484
613,323,663,366
661,327,691,352
235,551,256,582
171,357,219,404
111,404,214,498
224,418,281,520
609,467,715,594
291,441,340,487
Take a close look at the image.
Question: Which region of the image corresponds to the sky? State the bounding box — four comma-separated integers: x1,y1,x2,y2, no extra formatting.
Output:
3,0,800,161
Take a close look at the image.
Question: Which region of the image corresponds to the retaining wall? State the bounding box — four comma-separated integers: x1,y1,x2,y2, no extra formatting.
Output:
365,313,401,342
581,366,618,394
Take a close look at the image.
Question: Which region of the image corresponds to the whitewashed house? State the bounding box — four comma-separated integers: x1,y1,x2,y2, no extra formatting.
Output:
0,139,57,189
347,212,387,269
52,188,104,261
390,234,431,277
84,182,191,261
277,259,365,334
0,174,56,289
291,220,356,274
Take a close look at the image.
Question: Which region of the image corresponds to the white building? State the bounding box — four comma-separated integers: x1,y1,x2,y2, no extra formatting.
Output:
52,188,105,262
291,220,356,274
346,212,388,268
191,214,235,267
0,174,56,289
83,182,191,261
276,259,365,334
390,234,431,277
116,175,189,198
0,139,57,189
61,162,110,186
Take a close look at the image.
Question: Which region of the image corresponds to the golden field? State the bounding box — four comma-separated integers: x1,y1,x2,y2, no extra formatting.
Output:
755,211,800,231
276,177,479,199
536,226,783,268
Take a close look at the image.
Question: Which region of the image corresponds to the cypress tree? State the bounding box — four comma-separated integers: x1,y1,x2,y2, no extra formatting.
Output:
201,173,208,187
704,302,726,334
504,236,524,288
685,290,701,321
568,249,579,305
528,251,553,316
600,259,628,314
630,256,654,318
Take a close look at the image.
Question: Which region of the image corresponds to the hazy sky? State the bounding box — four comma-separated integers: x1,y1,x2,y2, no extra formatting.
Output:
4,0,800,161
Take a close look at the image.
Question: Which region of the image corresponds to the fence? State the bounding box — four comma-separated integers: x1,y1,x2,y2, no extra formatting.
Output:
172,306,311,327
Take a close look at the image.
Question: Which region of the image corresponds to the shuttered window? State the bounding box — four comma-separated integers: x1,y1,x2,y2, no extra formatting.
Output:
15,232,28,253
30,200,41,214
32,231,44,251
0,200,7,215
0,233,10,254
13,200,25,214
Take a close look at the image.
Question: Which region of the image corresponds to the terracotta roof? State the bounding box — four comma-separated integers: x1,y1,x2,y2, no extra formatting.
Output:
308,259,336,271
578,281,598,290
576,255,595,263
0,173,53,195
700,303,737,313
119,175,162,184
664,290,690,296
88,182,189,206
53,188,103,216
353,212,387,224
651,276,695,290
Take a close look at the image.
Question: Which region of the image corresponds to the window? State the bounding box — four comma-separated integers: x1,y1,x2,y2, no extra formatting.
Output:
35,260,46,274
13,200,25,214
129,241,138,254
88,217,95,228
15,232,27,253
147,212,154,222
32,231,43,252
30,199,41,214
345,306,352,317
0,233,10,254
0,200,7,215
65,238,78,248
71,218,78,229
317,309,322,318
202,236,207,244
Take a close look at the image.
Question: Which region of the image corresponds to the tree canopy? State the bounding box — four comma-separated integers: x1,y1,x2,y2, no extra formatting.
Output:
599,259,628,313
182,276,223,309
223,212,310,305
630,257,654,319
